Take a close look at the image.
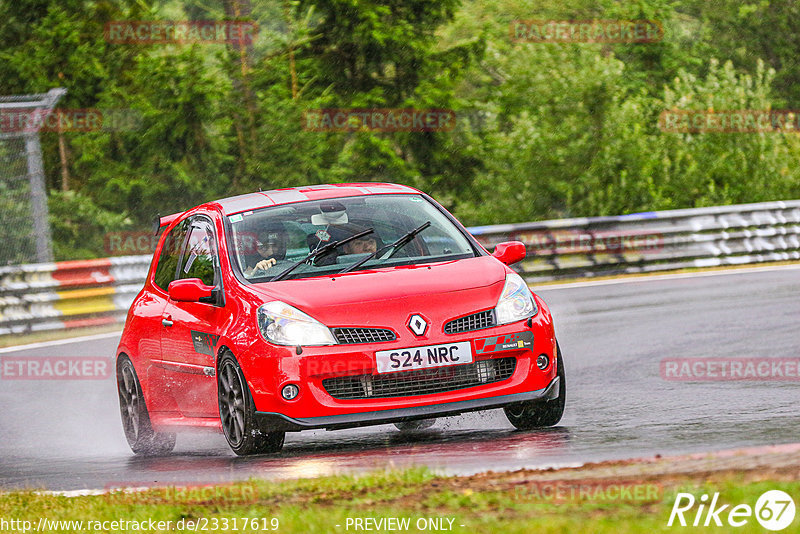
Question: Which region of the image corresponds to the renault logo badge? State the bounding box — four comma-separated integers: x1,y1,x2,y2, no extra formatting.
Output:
408,314,428,336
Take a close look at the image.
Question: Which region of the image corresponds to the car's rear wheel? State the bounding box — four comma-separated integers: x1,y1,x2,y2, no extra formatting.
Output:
504,344,566,430
117,356,176,455
218,351,285,456
394,418,436,431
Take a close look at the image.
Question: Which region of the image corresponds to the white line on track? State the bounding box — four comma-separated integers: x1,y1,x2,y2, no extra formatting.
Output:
0,331,122,354
533,263,800,291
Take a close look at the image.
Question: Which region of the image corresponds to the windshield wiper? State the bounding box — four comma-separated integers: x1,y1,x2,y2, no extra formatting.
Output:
339,221,431,274
271,228,375,281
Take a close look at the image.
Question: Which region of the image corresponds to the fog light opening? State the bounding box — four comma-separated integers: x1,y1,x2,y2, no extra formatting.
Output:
281,384,300,400
536,353,549,370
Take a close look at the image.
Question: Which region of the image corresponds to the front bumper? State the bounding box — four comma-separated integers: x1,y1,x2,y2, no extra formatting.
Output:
255,375,560,431
239,298,558,424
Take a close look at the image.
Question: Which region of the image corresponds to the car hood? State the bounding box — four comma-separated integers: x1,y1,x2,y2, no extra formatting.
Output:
243,256,508,328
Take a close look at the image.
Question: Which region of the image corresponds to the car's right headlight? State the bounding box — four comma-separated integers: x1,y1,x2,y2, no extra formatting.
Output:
257,301,337,346
494,272,538,325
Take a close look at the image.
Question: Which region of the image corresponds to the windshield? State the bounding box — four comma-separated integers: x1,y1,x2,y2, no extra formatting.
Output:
227,194,477,282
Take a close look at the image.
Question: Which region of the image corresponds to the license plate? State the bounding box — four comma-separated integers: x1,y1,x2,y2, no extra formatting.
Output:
375,342,473,374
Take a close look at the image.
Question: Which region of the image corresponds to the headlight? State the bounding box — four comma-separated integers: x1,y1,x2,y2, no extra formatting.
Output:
257,301,337,346
494,272,538,325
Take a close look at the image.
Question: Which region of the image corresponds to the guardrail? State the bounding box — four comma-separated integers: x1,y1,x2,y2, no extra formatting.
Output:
2,199,799,336
0,256,149,336
470,199,800,282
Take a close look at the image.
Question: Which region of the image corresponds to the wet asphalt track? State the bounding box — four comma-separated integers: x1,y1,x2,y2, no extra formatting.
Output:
1,265,798,491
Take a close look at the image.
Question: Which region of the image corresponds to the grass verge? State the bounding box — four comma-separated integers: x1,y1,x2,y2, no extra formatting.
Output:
1,465,798,533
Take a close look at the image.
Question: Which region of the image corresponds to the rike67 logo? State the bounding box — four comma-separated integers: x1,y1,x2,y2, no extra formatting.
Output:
669,490,796,531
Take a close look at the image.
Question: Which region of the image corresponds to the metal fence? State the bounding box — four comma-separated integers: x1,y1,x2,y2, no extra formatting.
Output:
0,256,148,336
0,88,66,265
470,199,800,282
1,199,799,336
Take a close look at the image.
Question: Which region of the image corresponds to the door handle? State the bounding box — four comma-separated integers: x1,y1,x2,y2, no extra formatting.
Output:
162,316,173,327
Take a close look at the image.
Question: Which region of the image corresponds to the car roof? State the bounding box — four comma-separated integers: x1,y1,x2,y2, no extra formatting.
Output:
211,182,421,216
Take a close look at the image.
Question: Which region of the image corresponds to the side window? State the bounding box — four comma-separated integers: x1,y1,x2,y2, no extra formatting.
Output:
179,221,218,287
153,219,189,291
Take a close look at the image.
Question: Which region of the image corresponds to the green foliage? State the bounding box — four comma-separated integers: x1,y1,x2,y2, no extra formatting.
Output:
48,190,132,259
71,47,234,222
1,0,800,260
0,468,798,534
678,0,800,106
297,0,460,104
0,178,37,266
447,0,800,224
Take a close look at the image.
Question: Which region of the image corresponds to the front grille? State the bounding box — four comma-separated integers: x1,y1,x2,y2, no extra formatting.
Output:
444,310,496,334
333,327,396,344
322,357,516,399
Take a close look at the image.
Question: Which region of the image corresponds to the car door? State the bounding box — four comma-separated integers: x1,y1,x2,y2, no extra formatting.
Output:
145,218,190,414
160,216,226,418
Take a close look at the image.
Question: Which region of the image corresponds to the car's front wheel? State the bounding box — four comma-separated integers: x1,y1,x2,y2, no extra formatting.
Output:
117,356,176,455
217,351,285,456
504,344,566,430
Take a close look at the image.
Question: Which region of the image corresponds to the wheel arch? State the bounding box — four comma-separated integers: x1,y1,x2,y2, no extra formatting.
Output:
216,343,235,370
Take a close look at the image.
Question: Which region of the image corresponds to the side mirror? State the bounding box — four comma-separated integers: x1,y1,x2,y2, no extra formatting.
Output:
168,278,214,302
492,241,527,265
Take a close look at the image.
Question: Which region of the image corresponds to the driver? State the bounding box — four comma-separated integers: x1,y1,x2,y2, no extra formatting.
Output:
343,234,378,255
245,223,288,276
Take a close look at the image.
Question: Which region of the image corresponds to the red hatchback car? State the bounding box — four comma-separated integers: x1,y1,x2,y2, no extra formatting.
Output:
116,183,565,455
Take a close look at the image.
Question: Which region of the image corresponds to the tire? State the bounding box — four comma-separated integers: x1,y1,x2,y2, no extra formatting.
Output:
217,352,285,456
394,418,436,431
504,344,566,430
116,356,176,455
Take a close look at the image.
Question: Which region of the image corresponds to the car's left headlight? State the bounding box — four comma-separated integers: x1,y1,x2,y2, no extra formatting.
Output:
494,272,538,325
257,301,337,346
